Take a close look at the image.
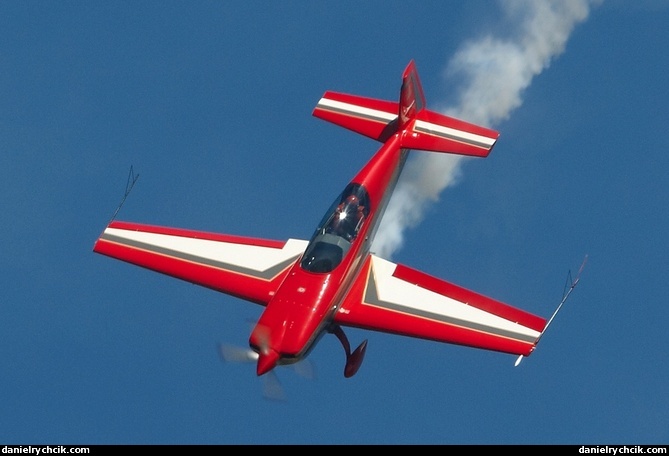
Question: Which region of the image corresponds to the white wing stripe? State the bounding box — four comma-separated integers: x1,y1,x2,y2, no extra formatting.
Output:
413,119,496,149
367,256,541,342
102,227,308,278
317,97,397,123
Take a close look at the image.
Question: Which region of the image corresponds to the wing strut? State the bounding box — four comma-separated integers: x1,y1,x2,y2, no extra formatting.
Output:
109,165,140,223
515,254,588,367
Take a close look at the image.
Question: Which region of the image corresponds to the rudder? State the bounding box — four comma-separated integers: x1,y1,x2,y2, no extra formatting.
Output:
399,60,426,128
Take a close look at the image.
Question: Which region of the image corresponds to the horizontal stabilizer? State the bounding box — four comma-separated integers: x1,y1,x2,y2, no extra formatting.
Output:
314,60,499,157
313,91,399,142
401,109,499,157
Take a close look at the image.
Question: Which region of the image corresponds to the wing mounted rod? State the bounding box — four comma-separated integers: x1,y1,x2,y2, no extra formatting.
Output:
515,254,588,367
108,165,139,224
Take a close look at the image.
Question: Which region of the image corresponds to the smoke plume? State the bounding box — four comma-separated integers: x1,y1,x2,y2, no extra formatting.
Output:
372,0,600,259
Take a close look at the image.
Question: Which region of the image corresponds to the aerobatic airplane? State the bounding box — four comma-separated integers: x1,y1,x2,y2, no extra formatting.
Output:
94,60,577,380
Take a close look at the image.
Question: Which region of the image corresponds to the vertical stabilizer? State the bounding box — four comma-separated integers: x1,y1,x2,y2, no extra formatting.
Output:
399,60,426,128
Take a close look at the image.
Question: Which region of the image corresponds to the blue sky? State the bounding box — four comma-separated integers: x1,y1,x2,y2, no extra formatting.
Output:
2,0,668,445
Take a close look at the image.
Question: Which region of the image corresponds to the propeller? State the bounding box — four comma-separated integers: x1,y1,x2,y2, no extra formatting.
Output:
217,342,316,401
218,343,258,363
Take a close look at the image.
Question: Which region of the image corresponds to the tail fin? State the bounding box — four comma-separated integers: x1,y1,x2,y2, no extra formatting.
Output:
399,60,426,128
313,60,499,157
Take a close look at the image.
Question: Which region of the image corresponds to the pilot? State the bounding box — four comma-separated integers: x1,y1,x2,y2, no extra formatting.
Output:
331,195,364,240
343,194,359,211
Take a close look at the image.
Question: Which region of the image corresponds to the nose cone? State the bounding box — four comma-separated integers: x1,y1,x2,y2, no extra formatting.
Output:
256,349,280,376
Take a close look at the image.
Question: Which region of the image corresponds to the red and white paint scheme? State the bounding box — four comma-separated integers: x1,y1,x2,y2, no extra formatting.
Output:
94,61,551,378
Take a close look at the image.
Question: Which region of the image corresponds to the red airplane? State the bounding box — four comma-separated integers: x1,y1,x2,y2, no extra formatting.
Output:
94,60,564,379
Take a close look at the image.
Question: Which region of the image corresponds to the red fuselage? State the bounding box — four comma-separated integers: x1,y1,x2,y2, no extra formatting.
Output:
250,135,408,374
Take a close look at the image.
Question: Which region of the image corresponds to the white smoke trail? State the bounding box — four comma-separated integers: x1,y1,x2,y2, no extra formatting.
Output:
372,0,600,259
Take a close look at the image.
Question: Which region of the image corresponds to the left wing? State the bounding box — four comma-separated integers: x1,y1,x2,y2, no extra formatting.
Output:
93,221,309,305
334,254,547,357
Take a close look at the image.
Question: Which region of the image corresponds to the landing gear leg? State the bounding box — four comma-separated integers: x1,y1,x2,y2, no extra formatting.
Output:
330,324,368,378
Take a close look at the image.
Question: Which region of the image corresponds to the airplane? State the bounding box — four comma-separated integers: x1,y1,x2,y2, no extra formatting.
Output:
94,60,577,381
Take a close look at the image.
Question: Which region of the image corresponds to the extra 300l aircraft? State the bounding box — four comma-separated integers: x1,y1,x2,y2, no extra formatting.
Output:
94,61,580,381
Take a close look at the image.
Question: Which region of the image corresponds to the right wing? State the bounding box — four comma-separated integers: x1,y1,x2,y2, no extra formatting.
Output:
334,254,547,357
93,220,309,306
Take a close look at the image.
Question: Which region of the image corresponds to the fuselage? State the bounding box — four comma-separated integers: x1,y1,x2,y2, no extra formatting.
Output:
250,135,409,374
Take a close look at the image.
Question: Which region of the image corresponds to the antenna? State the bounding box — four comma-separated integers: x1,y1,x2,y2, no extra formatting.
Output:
543,254,588,338
515,254,588,367
109,165,140,223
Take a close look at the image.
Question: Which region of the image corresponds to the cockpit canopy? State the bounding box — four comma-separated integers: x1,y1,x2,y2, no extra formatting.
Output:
300,183,370,273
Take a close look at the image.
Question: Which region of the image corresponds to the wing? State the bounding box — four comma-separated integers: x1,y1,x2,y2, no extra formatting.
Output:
93,220,308,306
334,255,547,356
